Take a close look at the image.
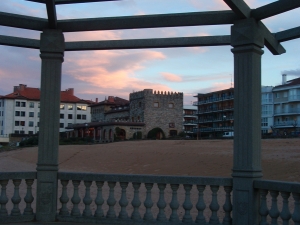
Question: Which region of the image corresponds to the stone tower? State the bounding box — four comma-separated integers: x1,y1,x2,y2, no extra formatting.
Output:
129,89,183,138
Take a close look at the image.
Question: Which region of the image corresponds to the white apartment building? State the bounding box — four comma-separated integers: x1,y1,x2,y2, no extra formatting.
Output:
261,86,274,134
0,84,93,136
272,75,300,134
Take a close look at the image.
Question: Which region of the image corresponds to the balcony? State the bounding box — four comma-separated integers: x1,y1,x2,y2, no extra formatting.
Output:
198,116,234,124
193,95,234,106
196,106,234,115
274,108,300,115
183,120,197,125
193,126,234,133
273,120,298,128
183,113,197,118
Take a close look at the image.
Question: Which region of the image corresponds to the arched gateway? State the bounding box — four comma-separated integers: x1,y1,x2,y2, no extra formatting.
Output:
0,1,299,224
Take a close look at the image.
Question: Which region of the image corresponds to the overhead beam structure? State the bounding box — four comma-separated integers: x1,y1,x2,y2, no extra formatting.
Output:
251,0,300,21
57,11,238,32
275,26,300,42
224,0,285,55
45,0,57,28
65,36,231,51
26,0,120,4
0,35,40,49
0,12,47,31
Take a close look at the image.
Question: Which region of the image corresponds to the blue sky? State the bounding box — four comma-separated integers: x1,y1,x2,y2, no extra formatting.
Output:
0,0,299,104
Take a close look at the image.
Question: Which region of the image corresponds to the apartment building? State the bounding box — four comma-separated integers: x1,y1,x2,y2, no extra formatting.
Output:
0,84,92,136
261,86,274,134
183,105,197,136
272,75,300,134
193,88,234,137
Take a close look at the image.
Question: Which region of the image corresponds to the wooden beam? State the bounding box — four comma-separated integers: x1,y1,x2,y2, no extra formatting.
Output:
65,36,231,51
258,22,285,55
0,35,40,49
223,0,251,18
26,0,121,4
275,26,300,43
0,12,48,31
58,11,237,32
45,0,57,28
251,0,300,21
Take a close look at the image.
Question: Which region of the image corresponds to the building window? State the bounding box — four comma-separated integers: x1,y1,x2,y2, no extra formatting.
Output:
82,115,86,120
68,105,73,110
153,102,159,108
77,114,82,119
168,103,174,108
139,102,142,107
132,117,134,122
284,92,288,97
21,111,26,117
38,103,40,108
77,105,87,111
275,93,280,98
15,121,20,126
29,121,34,127
16,101,20,107
21,102,26,107
28,131,33,135
15,111,20,116
29,102,34,108
29,112,34,117
20,121,25,126
15,130,20,134
37,122,39,127
38,112,40,117
60,123,64,128
60,114,64,119
68,114,73,119
60,104,65,110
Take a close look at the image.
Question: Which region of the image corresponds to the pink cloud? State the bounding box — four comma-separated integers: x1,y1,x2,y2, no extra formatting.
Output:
161,72,182,82
64,30,122,42
63,49,168,95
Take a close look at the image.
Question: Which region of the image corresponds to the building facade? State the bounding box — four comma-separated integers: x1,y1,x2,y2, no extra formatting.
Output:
67,89,183,141
272,75,300,135
0,84,92,136
193,88,234,137
261,86,274,134
183,105,197,136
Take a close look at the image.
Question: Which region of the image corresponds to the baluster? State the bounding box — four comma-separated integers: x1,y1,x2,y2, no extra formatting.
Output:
71,180,81,217
0,180,9,216
280,191,291,225
144,183,154,221
119,182,129,219
269,190,279,225
196,185,206,224
223,186,232,225
169,184,179,222
292,192,300,225
11,179,21,216
131,182,142,220
259,189,269,225
183,184,193,223
157,183,167,222
24,179,34,215
95,181,104,218
83,181,93,217
106,181,116,218
209,185,220,225
59,180,69,216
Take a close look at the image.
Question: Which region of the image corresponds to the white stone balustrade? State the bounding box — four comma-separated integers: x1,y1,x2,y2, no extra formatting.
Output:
254,180,300,225
56,172,233,224
0,172,36,223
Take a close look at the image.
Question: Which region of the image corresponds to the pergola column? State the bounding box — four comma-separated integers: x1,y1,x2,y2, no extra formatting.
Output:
36,29,64,222
231,19,263,225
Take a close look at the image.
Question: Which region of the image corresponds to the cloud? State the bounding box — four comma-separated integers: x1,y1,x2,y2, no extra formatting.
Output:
161,72,182,82
282,69,300,76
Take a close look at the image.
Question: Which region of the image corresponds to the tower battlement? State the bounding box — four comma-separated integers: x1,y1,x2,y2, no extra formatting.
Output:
130,89,183,100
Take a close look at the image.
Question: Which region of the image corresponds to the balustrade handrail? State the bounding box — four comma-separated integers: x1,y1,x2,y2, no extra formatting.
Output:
254,179,300,193
0,171,37,180
58,172,233,186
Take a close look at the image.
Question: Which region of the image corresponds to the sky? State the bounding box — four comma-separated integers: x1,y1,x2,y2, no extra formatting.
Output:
0,0,300,105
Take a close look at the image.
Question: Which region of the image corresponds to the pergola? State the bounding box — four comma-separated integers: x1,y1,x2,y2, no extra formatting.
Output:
1,1,300,224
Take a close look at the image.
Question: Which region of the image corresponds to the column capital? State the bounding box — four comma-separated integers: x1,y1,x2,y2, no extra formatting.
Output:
231,18,264,48
40,29,65,53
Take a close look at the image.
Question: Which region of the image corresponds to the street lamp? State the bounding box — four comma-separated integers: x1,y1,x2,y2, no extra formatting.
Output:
85,123,88,144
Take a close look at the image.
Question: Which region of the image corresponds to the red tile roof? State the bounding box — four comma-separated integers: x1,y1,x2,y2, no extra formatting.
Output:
1,85,93,104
